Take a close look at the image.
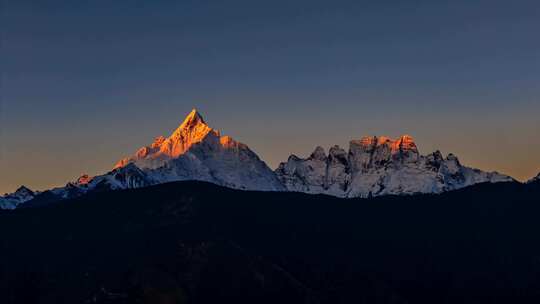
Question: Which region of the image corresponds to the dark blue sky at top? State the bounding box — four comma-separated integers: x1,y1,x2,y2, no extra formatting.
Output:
1,0,539,192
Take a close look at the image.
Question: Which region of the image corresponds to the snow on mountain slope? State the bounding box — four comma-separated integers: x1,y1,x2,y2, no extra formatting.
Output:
63,164,154,196
114,109,217,170
276,135,513,198
114,109,284,191
1,109,283,209
1,111,520,209
147,134,285,191
19,164,157,205
0,186,35,210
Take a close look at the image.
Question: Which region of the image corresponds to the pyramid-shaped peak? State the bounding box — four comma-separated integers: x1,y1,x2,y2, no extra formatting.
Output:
171,108,213,139
167,108,213,142
15,185,33,195
180,108,206,129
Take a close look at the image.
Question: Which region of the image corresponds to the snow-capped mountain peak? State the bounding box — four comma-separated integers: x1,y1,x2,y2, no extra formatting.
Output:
0,186,35,209
0,109,283,209
276,134,513,198
13,186,34,198
114,109,220,169
109,109,283,191
178,108,207,130
1,113,520,209
162,108,218,157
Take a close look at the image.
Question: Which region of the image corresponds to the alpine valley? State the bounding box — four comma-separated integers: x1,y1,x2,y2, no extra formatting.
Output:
1,109,533,209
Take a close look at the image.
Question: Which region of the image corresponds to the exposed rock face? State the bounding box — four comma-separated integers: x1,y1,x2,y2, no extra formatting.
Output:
276,135,513,198
276,147,328,195
0,186,35,210
326,146,350,195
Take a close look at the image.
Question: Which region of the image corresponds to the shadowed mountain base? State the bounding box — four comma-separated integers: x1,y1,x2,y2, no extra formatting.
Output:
1,180,540,303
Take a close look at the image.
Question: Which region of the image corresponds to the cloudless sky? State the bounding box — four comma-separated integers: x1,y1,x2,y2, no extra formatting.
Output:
1,0,539,193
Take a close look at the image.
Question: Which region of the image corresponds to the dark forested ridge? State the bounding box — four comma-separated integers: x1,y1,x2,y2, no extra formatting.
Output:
1,180,540,304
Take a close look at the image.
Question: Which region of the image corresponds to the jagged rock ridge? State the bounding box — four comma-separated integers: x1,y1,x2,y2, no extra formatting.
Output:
0,186,35,210
275,135,513,198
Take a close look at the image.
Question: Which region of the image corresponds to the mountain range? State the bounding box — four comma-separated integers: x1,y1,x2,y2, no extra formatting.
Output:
276,135,512,197
1,109,535,209
2,109,540,303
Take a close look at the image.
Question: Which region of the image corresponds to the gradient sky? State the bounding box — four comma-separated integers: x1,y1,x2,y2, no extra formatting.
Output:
1,0,539,193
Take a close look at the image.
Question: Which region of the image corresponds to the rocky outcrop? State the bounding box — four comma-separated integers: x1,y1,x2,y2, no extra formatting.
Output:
276,135,513,198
